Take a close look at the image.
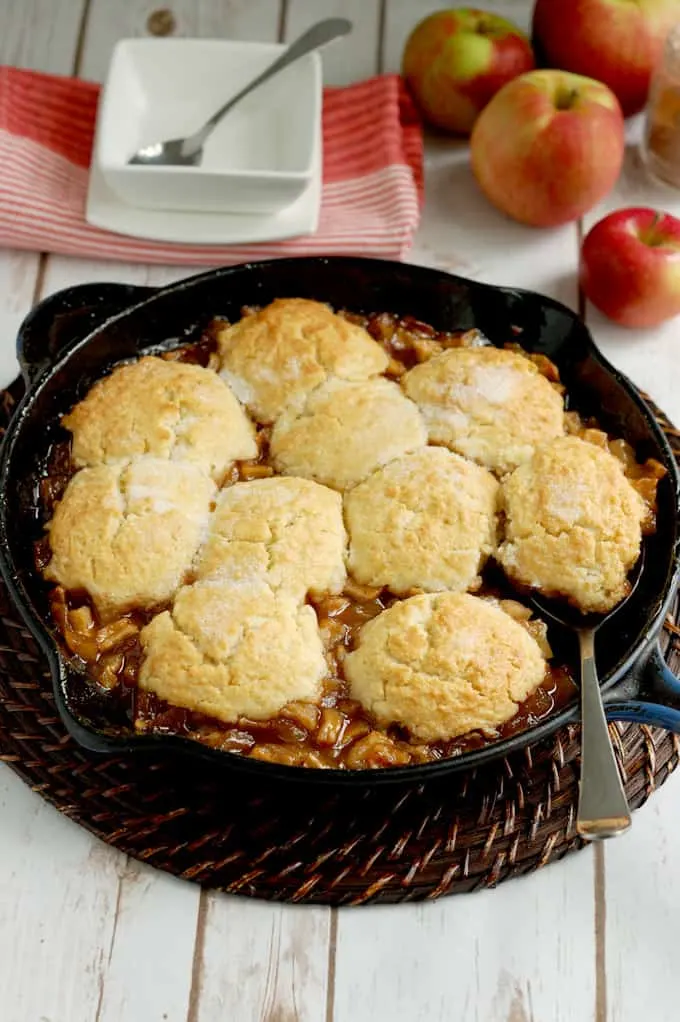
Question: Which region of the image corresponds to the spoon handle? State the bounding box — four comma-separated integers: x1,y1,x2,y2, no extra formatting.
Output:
181,18,352,158
576,629,632,840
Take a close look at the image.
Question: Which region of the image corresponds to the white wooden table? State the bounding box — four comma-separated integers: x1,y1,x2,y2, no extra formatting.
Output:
1,2,680,1019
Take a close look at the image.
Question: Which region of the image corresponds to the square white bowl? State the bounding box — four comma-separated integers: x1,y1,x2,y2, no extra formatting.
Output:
95,37,322,214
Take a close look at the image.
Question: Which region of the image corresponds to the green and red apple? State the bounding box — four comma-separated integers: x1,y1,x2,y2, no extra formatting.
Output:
402,8,535,134
581,208,680,327
470,70,625,227
533,0,680,117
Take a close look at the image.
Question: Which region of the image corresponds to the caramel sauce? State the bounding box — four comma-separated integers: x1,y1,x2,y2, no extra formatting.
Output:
35,308,665,770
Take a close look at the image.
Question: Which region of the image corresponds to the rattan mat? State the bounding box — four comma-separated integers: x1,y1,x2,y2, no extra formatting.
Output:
1,382,679,905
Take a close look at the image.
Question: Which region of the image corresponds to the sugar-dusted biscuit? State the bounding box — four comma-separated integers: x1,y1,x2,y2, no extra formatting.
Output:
498,436,645,613
196,476,347,599
217,298,389,423
344,592,547,741
345,447,499,593
63,356,257,480
403,346,564,475
271,377,427,491
139,579,327,723
45,459,215,616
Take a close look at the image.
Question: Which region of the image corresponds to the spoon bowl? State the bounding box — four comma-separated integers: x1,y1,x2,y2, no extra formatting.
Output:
530,549,646,630
130,140,198,167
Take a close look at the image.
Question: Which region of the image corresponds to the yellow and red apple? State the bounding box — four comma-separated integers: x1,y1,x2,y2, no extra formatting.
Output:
402,8,535,134
533,0,679,117
470,70,625,227
581,208,680,327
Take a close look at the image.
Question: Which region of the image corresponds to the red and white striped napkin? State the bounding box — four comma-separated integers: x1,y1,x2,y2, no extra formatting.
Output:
0,67,424,265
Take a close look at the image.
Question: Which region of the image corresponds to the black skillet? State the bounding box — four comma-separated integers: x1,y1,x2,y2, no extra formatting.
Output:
1,256,680,787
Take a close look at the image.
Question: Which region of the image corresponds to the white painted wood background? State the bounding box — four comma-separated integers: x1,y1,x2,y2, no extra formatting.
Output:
0,2,679,1019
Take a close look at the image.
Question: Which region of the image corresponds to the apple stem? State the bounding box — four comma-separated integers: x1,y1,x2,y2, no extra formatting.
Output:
642,211,666,247
555,88,579,112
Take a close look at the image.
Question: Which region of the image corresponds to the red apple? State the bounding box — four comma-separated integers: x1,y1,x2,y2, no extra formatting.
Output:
470,70,625,227
533,0,679,117
580,207,680,327
402,8,535,134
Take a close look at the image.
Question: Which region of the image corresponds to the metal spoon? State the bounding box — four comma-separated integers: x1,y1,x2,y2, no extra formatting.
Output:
530,554,646,841
128,17,352,166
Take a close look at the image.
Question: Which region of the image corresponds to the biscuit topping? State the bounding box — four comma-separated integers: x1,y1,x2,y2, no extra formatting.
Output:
139,579,326,723
345,447,499,594
217,298,389,423
63,356,257,481
403,346,565,475
271,377,427,490
344,592,548,742
45,459,215,617
498,436,646,612
195,476,347,600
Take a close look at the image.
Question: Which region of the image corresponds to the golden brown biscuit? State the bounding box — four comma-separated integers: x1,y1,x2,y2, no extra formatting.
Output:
217,298,389,423
345,447,499,594
45,459,215,617
497,436,646,613
344,592,547,741
63,356,257,480
402,346,564,474
139,579,327,723
195,476,347,598
270,377,427,491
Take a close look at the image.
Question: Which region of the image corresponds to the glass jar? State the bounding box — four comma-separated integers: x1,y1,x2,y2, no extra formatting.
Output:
643,24,680,189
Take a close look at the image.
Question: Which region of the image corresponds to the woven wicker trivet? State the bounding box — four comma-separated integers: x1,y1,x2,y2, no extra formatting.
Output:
1,381,679,905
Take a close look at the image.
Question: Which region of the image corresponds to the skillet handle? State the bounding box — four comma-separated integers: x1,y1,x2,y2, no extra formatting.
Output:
605,639,680,733
17,282,156,387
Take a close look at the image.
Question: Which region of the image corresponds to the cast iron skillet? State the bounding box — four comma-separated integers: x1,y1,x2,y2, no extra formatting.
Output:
2,256,680,787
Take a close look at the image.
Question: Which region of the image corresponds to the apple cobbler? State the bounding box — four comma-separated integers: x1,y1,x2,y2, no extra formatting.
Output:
34,298,665,769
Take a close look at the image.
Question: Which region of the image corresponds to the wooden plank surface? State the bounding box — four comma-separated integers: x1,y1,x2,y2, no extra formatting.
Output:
2,0,680,1020
285,0,382,84
80,0,282,81
0,250,39,386
0,769,121,1022
333,853,597,1022
94,861,199,1022
194,896,331,1022
0,0,87,73
601,779,680,1022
